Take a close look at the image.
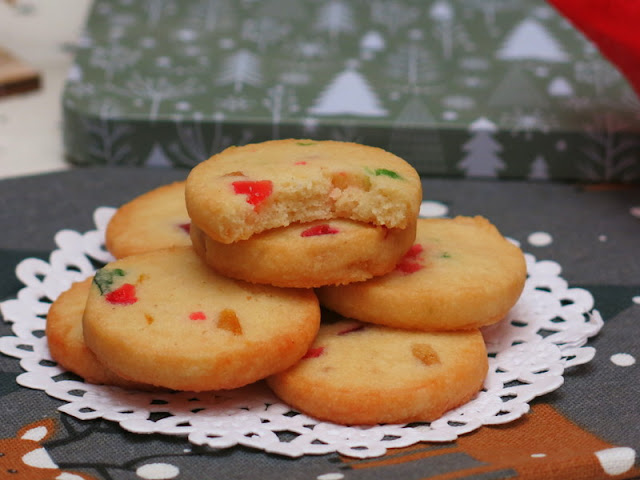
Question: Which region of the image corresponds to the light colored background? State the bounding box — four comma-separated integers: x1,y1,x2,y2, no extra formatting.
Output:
0,0,91,180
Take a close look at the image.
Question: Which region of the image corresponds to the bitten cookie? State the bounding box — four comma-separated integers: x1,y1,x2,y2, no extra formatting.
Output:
105,181,192,258
267,316,488,425
185,139,422,243
82,247,321,391
46,278,150,389
190,217,417,288
317,216,527,331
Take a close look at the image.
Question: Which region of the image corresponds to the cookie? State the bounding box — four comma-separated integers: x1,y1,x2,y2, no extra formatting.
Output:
82,247,321,391
45,278,150,389
185,139,422,243
317,216,527,331
105,181,191,259
267,316,488,425
189,216,417,288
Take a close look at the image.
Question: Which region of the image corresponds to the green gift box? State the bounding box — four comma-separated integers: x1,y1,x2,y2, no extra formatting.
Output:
63,0,640,182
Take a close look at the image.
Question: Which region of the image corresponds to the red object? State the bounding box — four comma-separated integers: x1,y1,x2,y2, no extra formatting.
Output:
178,223,191,234
404,244,424,258
302,346,325,359
189,311,206,321
548,0,640,95
395,243,424,274
337,324,365,335
232,180,273,209
105,283,138,305
300,224,339,237
396,261,423,274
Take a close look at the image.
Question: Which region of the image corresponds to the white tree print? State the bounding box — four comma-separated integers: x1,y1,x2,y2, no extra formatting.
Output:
263,84,299,139
217,94,253,112
216,49,263,92
82,101,136,165
390,96,446,174
429,0,455,59
330,121,364,143
146,144,173,167
279,68,312,86
574,57,622,96
387,30,440,92
314,0,355,40
370,0,419,34
489,66,549,109
580,113,640,182
497,19,569,62
459,117,505,177
548,76,573,97
188,0,236,32
166,113,240,167
242,17,290,52
89,45,141,82
110,74,204,120
464,0,524,34
489,68,555,139
528,155,549,180
360,30,385,60
144,0,176,26
308,62,387,117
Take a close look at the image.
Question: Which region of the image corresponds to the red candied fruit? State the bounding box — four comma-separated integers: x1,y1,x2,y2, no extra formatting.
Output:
105,283,138,305
303,346,325,359
405,244,424,258
338,324,365,335
178,222,191,234
189,311,206,321
395,243,425,274
232,180,273,209
300,224,339,237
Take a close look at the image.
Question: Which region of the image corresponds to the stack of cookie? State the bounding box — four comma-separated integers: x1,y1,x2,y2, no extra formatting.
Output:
46,139,527,426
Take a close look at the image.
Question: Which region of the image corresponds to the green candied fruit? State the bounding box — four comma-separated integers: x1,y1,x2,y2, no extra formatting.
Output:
365,167,404,180
375,168,403,179
93,267,126,295
296,141,317,146
440,252,452,259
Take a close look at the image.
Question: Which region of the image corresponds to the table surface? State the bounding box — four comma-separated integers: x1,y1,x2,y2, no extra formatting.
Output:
0,168,639,480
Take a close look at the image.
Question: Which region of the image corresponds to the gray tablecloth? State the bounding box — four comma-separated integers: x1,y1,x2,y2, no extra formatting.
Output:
1,167,639,479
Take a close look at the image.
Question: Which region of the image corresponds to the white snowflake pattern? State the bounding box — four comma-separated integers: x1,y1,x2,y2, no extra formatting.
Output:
442,95,476,110
501,109,556,139
217,95,253,112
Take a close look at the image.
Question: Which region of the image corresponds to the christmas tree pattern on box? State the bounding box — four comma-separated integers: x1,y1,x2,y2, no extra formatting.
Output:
63,0,640,182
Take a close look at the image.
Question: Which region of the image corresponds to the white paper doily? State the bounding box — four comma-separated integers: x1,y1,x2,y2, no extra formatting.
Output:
0,207,604,459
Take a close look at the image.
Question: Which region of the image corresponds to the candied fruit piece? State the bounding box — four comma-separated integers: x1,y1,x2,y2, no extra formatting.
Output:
93,268,126,295
395,244,425,274
300,224,339,237
105,283,137,305
217,309,243,335
303,346,325,359
412,343,441,366
232,180,273,209
373,168,402,180
337,324,365,335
